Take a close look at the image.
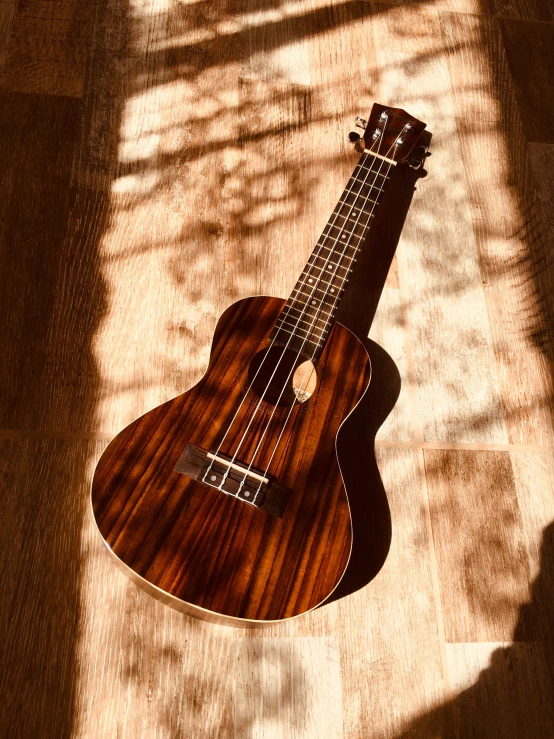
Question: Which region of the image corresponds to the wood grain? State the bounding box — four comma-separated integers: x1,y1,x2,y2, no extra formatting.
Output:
500,19,554,143
0,439,90,738
369,286,416,442
338,447,448,739
92,295,371,622
446,642,554,738
0,93,102,432
2,0,554,733
372,0,553,22
0,0,94,97
528,142,554,235
375,2,509,444
425,449,531,642
440,11,554,446
234,637,343,738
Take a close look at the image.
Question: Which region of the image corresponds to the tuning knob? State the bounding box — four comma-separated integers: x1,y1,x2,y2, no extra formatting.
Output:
348,131,362,143
354,117,368,129
408,145,431,169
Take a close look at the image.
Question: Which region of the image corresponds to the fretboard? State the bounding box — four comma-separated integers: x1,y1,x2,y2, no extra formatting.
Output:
270,151,395,359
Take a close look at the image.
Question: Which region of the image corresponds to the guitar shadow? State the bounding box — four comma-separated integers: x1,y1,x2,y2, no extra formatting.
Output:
324,132,432,604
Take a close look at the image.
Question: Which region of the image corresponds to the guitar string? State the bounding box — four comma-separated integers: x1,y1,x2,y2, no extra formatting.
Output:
203,128,388,490
246,141,402,502
201,147,379,487
206,144,382,487
216,125,394,496
253,153,399,500
240,142,398,497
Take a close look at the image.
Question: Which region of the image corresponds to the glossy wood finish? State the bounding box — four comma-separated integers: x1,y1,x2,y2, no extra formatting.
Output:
362,103,426,162
91,296,371,624
4,0,554,733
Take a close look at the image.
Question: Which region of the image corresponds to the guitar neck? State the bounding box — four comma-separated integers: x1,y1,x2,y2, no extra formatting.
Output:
270,150,396,359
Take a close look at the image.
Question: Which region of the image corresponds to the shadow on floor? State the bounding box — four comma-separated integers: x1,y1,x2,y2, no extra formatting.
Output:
389,519,554,738
0,0,125,732
326,142,431,604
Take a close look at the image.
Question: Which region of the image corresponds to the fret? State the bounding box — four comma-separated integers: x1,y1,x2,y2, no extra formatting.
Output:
321,226,365,240
271,150,394,358
273,325,322,350
278,314,330,335
346,171,387,187
275,316,329,340
290,284,345,303
297,270,352,296
346,172,387,189
347,180,385,200
341,188,385,209
314,242,359,259
330,213,372,229
354,163,390,180
298,272,349,289
310,249,359,265
331,197,381,216
324,226,364,243
334,197,379,213
285,302,334,321
307,257,351,278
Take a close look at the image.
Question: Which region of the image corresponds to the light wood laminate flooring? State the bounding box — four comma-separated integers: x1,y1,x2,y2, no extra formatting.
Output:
1,0,553,735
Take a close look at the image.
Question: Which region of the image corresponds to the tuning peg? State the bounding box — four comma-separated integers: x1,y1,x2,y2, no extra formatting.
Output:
348,131,362,143
354,117,367,129
408,145,431,170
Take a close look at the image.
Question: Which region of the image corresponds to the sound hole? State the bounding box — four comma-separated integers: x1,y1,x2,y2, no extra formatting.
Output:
248,346,317,406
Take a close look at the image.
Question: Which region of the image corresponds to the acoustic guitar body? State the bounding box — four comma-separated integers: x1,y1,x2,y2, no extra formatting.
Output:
91,296,371,626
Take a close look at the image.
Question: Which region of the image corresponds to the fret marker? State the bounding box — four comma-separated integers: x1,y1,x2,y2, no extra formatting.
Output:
308,278,313,283
327,265,332,270
330,288,335,293
210,475,217,482
312,300,316,305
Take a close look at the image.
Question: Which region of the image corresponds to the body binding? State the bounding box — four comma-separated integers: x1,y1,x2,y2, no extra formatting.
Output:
91,296,371,626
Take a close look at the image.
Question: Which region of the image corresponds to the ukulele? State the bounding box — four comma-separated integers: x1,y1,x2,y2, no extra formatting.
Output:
91,104,427,626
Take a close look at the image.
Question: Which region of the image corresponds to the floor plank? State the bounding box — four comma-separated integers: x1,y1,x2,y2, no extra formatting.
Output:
374,2,509,444
445,642,554,739
0,0,94,97
233,638,343,738
2,0,554,734
370,286,416,442
528,142,554,234
0,92,100,432
87,0,245,432
510,451,554,660
440,10,554,446
425,449,531,642
339,447,447,739
369,0,553,25
500,19,554,143
0,439,91,738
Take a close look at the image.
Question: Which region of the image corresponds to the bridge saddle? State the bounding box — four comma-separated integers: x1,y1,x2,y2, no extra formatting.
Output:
175,443,292,518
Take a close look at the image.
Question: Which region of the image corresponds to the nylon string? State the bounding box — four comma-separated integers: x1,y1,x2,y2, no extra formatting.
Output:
248,141,402,502
205,120,406,499
202,130,387,487
215,124,393,495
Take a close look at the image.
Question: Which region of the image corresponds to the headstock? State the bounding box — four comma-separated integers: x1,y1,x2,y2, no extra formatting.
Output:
349,103,426,165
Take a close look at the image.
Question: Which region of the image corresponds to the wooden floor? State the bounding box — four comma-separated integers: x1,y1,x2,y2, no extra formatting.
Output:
1,0,554,736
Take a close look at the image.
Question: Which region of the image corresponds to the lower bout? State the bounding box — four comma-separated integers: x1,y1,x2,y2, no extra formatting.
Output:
103,541,317,628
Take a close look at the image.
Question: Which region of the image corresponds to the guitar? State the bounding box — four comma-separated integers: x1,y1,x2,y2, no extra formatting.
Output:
91,104,427,626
